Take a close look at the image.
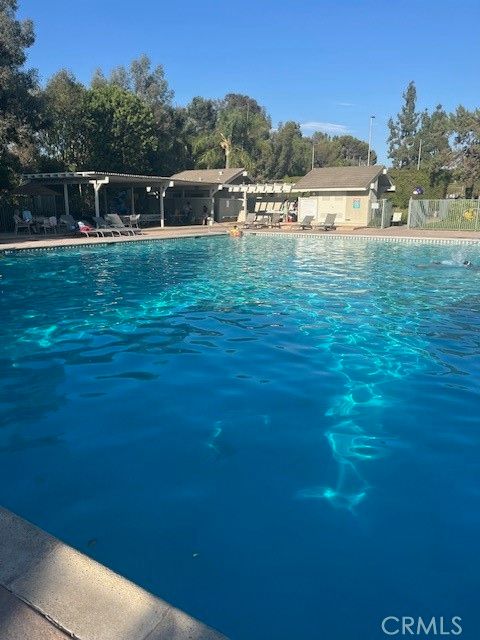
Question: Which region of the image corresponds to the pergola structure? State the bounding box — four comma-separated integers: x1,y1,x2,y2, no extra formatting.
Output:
20,169,250,225
227,183,295,219
21,171,172,227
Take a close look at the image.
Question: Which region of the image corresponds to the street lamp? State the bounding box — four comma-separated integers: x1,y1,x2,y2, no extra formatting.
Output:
367,115,375,166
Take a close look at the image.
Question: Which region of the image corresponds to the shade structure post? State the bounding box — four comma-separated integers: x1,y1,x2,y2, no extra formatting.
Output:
94,184,100,218
131,187,135,215
89,178,109,219
159,188,165,228
63,183,70,216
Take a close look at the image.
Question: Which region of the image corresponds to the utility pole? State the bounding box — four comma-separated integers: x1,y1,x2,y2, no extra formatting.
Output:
417,139,423,171
367,115,375,166
311,143,315,170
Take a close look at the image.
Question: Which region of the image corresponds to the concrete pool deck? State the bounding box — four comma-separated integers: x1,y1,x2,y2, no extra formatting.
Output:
2,224,480,252
0,225,228,252
0,507,227,640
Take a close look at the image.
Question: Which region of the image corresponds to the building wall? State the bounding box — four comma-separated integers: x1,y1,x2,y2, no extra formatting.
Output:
216,195,243,221
298,191,371,226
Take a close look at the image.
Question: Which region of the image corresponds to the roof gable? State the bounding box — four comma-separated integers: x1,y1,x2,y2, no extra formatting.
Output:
170,168,246,184
293,165,386,191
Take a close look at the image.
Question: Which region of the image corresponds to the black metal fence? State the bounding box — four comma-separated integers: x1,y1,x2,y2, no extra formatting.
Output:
0,201,15,233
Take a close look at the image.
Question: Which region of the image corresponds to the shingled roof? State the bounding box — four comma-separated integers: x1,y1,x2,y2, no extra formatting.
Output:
170,168,246,184
293,165,386,191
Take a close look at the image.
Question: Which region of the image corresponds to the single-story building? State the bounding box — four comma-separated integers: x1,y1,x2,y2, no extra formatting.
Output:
292,165,395,227
167,168,249,223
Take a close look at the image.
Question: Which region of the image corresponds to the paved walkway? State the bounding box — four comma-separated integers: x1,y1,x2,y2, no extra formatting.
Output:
0,226,227,251
0,507,227,640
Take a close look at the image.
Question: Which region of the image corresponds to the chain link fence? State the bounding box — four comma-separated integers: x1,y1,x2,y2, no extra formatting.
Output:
368,199,393,228
408,198,480,231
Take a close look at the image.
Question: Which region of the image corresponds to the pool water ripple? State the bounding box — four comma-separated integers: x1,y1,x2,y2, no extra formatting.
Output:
1,236,480,639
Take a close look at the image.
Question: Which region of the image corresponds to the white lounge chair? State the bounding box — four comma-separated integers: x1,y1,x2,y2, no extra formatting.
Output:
106,213,142,235
77,221,103,238
94,217,123,236
391,211,403,226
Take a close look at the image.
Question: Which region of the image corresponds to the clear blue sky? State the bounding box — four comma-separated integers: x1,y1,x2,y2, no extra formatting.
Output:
19,0,480,165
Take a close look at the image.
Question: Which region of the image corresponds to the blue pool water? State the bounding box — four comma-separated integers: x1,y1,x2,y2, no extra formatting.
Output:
1,236,480,639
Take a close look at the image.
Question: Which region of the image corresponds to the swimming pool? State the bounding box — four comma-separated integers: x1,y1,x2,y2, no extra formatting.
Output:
1,235,479,639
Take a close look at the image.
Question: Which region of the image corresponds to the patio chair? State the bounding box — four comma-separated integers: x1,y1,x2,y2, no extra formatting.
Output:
269,211,283,228
59,214,78,234
243,212,257,228
391,211,403,226
299,215,314,230
314,213,337,231
129,214,141,228
94,217,123,237
40,216,58,234
13,214,33,235
106,213,141,235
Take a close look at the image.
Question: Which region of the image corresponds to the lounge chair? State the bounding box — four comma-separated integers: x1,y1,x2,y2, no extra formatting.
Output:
391,211,402,226
243,212,267,229
13,214,33,235
269,211,283,228
299,215,314,230
77,221,103,238
94,217,123,237
59,214,78,234
106,213,142,235
314,213,337,231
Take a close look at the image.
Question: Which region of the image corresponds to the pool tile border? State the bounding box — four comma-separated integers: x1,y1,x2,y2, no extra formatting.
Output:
0,232,227,254
246,231,480,245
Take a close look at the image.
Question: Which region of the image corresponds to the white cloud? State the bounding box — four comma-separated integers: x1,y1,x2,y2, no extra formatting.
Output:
335,102,355,107
301,121,349,135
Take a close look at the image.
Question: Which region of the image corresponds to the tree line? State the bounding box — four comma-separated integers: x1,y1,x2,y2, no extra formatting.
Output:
1,0,479,199
388,81,480,199
1,1,376,189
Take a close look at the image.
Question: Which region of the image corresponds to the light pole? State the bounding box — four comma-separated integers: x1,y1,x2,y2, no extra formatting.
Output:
417,139,423,171
367,115,375,166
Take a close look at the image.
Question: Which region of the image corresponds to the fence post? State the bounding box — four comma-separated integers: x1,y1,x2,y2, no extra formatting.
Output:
407,198,412,228
476,199,480,232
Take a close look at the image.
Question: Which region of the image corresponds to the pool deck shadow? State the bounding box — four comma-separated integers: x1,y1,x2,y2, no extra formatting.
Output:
0,507,228,640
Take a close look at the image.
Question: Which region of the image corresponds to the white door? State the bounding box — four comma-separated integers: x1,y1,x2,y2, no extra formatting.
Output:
298,197,318,220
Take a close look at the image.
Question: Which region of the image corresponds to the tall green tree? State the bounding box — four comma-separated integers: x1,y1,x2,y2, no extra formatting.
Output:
0,0,42,186
265,121,310,179
311,132,376,167
452,106,480,193
388,81,420,168
417,105,451,171
82,84,158,173
92,55,173,110
91,55,184,174
40,69,88,170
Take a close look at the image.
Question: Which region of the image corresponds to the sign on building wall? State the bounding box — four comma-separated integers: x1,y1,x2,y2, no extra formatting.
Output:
353,198,361,209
